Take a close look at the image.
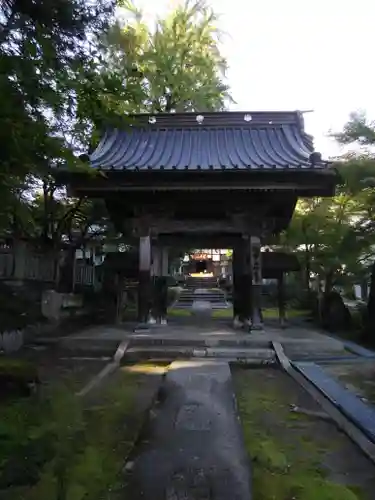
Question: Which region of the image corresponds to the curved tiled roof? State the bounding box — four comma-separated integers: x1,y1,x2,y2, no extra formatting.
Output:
89,111,326,171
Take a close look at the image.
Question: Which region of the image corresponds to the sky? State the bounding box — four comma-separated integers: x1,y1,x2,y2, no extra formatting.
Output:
132,0,375,159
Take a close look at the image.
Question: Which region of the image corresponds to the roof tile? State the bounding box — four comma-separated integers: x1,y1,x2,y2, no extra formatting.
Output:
89,111,326,171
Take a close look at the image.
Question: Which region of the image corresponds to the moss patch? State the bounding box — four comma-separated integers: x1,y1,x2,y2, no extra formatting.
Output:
210,307,310,319
0,365,157,499
324,363,375,407
167,308,192,317
233,367,370,500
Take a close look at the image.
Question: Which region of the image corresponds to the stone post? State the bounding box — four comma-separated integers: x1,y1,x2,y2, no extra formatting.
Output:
250,236,263,329
138,235,152,324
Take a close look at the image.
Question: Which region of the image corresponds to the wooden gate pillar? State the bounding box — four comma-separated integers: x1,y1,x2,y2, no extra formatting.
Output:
149,244,161,324
242,236,253,329
250,236,263,330
138,234,152,324
152,245,169,325
232,239,252,330
161,247,169,324
232,243,244,328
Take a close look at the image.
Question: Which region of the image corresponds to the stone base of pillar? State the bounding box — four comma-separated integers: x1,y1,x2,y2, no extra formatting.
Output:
233,315,243,329
153,276,168,323
241,274,252,332
251,284,263,330
138,271,152,323
251,322,264,331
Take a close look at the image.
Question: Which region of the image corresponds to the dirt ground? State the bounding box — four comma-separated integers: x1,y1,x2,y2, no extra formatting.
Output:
322,360,375,407
232,366,375,500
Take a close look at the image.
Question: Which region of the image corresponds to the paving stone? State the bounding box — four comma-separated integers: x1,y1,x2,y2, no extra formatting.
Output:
128,360,252,500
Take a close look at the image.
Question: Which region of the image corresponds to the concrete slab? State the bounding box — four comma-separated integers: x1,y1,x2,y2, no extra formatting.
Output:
59,325,131,341
129,323,347,358
45,320,351,363
128,360,252,500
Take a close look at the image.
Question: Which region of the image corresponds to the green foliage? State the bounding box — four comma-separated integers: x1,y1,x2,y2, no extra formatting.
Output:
0,0,121,240
278,158,375,292
0,369,142,499
105,0,233,113
333,111,375,146
0,0,233,269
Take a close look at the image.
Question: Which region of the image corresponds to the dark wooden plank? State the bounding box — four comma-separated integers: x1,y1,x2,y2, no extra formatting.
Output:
294,361,375,444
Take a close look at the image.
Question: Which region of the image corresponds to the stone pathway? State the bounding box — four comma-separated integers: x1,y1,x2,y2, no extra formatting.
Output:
33,318,375,498
125,360,252,500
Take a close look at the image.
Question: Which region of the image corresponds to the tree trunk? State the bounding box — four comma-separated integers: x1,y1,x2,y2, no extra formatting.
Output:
364,261,375,343
304,243,311,293
361,279,368,302
324,270,334,297
321,269,334,327
58,247,76,293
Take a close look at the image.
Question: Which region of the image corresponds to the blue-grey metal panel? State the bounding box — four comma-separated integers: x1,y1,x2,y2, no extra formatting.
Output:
294,361,375,443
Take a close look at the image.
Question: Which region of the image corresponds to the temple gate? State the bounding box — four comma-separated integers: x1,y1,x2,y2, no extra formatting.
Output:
61,111,336,330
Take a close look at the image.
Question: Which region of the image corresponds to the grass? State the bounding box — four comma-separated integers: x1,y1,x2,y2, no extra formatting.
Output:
0,365,147,500
167,308,192,317
233,368,367,500
168,307,310,320
262,307,310,319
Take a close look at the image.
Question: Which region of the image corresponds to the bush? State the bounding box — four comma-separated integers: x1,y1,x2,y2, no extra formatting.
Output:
0,283,44,332
167,287,180,306
0,358,40,399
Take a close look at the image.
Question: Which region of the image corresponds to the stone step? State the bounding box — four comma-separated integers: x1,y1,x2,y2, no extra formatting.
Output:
172,303,229,310
56,338,120,357
176,298,228,304
178,294,227,300
129,336,272,349
180,292,225,298
124,345,276,362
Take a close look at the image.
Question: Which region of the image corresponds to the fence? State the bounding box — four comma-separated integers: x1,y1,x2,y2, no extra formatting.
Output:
0,246,94,287
0,249,13,278
74,261,95,286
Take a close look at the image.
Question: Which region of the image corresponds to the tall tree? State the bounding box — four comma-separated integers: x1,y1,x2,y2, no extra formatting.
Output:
105,0,233,113
334,112,375,340
278,159,375,296
0,0,122,237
